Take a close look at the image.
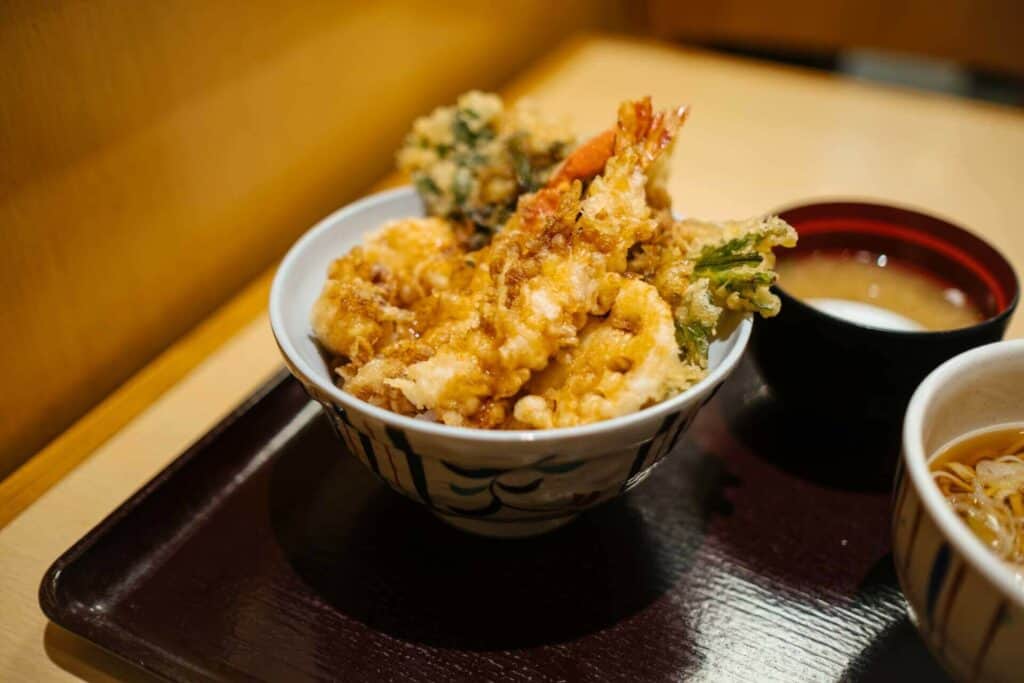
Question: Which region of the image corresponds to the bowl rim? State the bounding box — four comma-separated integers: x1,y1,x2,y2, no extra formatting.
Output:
769,198,1020,338
270,185,752,443
902,338,1024,609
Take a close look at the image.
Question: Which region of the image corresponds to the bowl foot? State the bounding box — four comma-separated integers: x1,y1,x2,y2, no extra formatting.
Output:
433,512,579,538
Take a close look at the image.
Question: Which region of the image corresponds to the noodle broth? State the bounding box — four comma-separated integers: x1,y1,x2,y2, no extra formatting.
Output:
930,425,1024,574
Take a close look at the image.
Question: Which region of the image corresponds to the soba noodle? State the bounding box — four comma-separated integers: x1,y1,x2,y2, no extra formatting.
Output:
931,428,1024,578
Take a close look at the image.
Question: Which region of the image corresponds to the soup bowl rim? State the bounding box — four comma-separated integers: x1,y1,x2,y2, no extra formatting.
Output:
769,198,1020,337
902,338,1024,609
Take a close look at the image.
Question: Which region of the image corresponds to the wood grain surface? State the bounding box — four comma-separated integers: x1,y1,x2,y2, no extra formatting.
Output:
0,0,620,479
2,34,1024,681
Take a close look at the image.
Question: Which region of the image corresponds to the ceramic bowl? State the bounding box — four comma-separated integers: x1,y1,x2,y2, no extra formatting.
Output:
895,339,1024,682
269,186,752,537
751,202,1018,427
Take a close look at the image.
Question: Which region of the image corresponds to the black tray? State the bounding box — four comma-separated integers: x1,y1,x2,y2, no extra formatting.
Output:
40,360,950,681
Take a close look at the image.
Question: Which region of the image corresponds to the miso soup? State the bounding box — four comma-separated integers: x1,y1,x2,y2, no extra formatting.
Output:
777,251,983,331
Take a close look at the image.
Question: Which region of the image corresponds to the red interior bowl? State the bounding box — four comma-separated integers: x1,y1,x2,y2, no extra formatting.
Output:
751,201,1018,427
780,202,1015,320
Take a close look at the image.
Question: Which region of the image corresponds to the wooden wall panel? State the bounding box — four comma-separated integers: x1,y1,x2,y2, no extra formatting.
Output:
0,1,622,478
645,0,1024,75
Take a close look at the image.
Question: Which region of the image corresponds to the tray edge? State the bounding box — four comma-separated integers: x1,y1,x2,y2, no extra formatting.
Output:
37,368,294,681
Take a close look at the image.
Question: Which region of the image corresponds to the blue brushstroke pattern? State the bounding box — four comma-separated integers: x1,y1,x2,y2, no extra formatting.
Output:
926,542,952,626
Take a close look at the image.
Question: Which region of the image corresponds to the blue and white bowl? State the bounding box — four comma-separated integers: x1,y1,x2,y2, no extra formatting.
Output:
894,340,1024,681
269,187,752,537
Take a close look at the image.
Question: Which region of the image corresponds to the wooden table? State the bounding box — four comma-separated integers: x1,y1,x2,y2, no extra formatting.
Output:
2,35,1023,682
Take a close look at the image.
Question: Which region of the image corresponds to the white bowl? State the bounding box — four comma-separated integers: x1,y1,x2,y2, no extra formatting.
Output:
270,187,752,537
895,339,1024,681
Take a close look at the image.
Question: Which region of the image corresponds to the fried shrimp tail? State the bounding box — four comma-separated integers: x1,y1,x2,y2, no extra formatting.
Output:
547,128,616,188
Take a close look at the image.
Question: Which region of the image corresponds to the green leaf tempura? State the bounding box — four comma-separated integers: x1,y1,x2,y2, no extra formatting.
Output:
628,215,797,368
397,91,574,241
691,216,798,316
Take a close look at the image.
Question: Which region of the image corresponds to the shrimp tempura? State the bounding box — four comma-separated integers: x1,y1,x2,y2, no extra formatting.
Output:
343,98,687,427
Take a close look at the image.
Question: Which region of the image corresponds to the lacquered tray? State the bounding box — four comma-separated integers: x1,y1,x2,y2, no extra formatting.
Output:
40,360,950,681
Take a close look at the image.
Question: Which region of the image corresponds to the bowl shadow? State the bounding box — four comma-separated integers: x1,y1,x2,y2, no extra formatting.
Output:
266,414,720,652
677,359,901,596
721,357,901,494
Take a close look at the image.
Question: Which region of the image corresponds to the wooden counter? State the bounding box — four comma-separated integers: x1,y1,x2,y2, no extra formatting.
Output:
3,35,1024,681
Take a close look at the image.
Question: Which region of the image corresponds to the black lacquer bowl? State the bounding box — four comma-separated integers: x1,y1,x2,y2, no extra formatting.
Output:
751,201,1018,430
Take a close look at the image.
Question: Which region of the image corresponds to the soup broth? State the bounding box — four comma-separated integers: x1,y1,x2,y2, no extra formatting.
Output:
930,425,1024,575
777,251,983,331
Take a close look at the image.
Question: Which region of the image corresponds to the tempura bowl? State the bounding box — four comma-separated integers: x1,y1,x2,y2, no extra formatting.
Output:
269,187,752,538
895,340,1024,681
